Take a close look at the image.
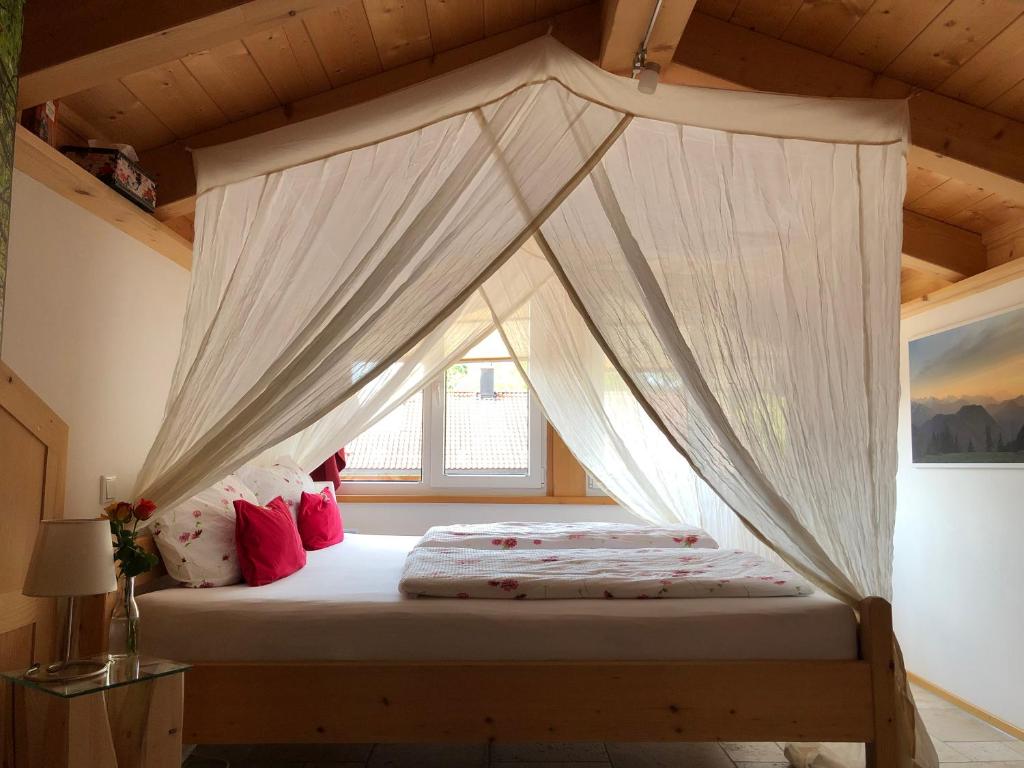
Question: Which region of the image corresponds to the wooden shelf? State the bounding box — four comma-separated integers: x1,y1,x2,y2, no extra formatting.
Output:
12,124,192,270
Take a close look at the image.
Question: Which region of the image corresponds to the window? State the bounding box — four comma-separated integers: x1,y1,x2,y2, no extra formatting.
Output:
343,392,422,482
342,332,546,494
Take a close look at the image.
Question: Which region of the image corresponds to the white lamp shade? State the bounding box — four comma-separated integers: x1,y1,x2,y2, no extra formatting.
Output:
23,519,117,597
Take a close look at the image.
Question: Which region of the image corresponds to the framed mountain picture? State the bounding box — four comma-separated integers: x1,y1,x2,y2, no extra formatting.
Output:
910,304,1024,466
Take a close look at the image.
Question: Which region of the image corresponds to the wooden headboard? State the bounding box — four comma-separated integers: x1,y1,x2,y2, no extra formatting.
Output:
0,359,68,763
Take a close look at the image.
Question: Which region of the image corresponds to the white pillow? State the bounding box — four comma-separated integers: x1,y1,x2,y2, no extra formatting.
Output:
235,456,316,520
152,475,257,588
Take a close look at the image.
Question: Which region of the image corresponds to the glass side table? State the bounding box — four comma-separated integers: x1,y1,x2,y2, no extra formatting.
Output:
1,655,190,768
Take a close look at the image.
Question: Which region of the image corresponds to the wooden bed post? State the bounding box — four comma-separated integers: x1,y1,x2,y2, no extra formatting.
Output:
860,597,899,768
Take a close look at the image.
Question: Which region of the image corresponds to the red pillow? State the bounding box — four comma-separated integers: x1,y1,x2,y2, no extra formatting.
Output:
234,496,307,586
297,489,344,550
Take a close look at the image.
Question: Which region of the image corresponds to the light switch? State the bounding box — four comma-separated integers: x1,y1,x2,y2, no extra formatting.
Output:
100,475,118,505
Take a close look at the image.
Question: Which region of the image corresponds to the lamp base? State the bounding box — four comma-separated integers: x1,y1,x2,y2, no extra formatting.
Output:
24,658,108,684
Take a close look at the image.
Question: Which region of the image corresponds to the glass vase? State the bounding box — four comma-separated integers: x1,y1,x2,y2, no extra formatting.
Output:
108,575,140,657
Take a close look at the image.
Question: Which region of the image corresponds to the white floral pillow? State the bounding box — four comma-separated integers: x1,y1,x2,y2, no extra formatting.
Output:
151,475,257,588
236,456,316,520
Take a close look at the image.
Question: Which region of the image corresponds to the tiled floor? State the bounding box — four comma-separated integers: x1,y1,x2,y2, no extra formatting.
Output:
183,684,1024,768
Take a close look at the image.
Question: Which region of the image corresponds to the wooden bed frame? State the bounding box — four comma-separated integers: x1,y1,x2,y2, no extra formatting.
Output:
81,536,900,768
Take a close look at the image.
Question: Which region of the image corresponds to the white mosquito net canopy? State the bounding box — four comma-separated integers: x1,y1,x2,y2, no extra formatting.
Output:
135,35,927,768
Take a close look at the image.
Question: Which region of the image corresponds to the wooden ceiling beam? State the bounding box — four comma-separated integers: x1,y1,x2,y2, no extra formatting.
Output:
146,3,602,213
18,0,350,109
669,13,1024,204
901,256,1024,318
901,211,986,283
900,266,952,306
599,0,697,76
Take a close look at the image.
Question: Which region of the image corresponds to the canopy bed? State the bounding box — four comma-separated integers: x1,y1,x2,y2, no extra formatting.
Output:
121,32,928,768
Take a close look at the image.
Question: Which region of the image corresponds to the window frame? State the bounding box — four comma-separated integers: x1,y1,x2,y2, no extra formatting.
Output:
425,366,546,491
340,346,547,496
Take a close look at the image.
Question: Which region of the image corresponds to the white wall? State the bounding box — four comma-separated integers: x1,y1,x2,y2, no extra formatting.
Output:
344,502,632,535
1,171,189,518
894,277,1024,730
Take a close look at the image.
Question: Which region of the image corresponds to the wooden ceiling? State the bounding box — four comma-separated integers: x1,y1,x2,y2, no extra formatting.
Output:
17,0,1024,311
54,0,592,154
693,0,1024,305
697,0,1024,122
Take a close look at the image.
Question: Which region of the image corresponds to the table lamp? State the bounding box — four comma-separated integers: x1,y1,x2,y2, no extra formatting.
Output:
22,519,117,682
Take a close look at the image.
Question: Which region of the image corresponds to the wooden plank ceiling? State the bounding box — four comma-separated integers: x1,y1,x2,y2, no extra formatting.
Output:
691,0,1024,303
18,0,1024,308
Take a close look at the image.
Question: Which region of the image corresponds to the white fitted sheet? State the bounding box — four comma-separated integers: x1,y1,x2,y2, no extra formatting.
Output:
137,533,857,662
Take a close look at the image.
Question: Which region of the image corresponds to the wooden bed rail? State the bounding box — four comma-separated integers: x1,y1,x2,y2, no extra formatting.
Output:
177,597,898,768
183,658,877,744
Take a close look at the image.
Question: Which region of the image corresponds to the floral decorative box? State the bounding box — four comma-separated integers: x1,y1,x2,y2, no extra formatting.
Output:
60,146,157,212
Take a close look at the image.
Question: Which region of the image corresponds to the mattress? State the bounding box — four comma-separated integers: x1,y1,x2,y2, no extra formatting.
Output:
137,533,858,662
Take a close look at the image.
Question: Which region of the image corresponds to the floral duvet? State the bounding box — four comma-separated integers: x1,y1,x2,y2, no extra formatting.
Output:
399,547,813,599
416,521,719,551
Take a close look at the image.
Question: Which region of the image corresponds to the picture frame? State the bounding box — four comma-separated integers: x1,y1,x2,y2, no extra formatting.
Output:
909,303,1024,468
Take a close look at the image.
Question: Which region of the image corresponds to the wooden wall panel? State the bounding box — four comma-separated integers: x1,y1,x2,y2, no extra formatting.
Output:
0,360,69,766
0,406,46,596
0,360,68,662
547,425,588,497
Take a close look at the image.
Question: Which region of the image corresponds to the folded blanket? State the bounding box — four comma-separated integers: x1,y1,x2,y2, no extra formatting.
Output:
400,547,812,599
416,522,718,551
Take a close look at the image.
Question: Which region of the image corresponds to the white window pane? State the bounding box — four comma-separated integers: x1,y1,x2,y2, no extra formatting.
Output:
444,360,529,476
344,392,422,482
462,329,510,361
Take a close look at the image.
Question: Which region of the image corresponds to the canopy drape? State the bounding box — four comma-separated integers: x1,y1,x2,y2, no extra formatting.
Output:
136,35,927,768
